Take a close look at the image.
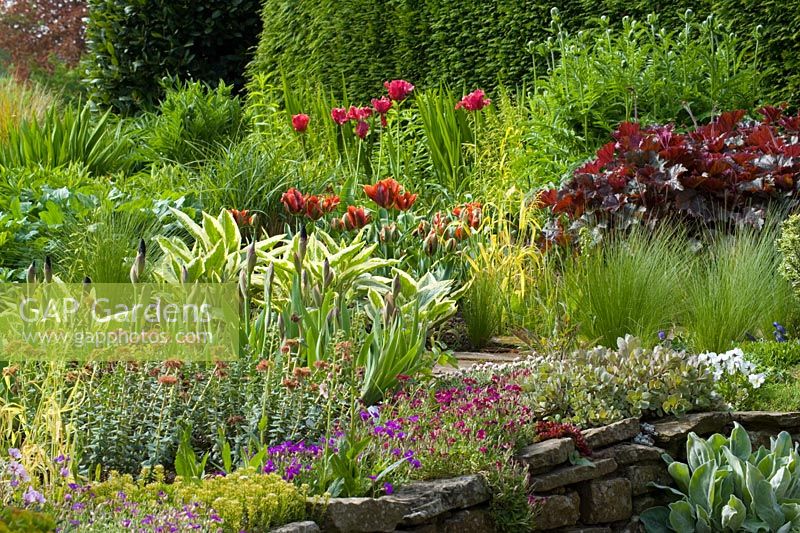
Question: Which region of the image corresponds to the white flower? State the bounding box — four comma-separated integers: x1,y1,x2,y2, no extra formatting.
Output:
748,373,766,389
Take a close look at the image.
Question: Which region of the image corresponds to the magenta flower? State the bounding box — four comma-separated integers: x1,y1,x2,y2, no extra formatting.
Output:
384,79,415,102
372,96,392,127
292,113,310,133
355,120,370,139
455,89,491,112
331,107,349,125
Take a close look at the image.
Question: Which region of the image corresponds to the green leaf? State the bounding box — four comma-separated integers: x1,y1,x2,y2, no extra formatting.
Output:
721,494,746,531
668,501,696,533
669,461,691,495
640,506,671,533
729,423,752,460
688,462,715,513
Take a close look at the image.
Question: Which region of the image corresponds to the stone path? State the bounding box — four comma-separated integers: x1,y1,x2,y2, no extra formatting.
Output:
434,336,527,375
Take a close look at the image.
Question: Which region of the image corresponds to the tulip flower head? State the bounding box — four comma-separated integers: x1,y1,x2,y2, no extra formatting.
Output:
384,79,415,102
347,106,373,121
363,178,402,209
304,194,340,220
372,96,392,127
354,120,370,139
455,89,491,112
281,188,306,215
291,113,310,133
343,206,371,230
393,191,418,211
331,107,349,125
229,209,252,226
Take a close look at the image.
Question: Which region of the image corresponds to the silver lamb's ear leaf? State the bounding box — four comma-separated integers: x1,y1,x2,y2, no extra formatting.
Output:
668,501,697,533
668,461,691,495
721,494,746,531
730,422,753,460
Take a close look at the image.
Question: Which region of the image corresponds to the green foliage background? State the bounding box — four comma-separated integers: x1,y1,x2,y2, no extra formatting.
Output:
83,0,262,113
249,0,796,103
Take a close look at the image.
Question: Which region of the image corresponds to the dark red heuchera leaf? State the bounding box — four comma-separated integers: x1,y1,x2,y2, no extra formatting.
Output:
537,108,800,241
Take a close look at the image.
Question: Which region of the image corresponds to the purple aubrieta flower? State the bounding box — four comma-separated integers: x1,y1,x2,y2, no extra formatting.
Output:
262,460,277,474
60,467,70,477
383,482,394,495
22,486,45,505
8,460,30,482
8,448,21,460
658,330,667,341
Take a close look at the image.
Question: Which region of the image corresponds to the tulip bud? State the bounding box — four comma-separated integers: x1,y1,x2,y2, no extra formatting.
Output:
44,256,53,283
330,217,345,231
82,276,92,293
130,239,146,284
278,313,286,339
392,274,401,300
26,261,36,284
312,285,322,307
181,264,190,285
323,259,333,289
136,238,146,271
246,240,257,276
445,237,458,253
423,232,438,256
298,225,308,261
301,270,309,293
414,220,430,237
265,262,275,293
380,223,397,243
239,268,248,299
383,293,395,323
327,306,338,324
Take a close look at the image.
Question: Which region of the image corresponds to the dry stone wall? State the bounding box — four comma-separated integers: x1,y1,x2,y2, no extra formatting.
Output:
272,411,800,533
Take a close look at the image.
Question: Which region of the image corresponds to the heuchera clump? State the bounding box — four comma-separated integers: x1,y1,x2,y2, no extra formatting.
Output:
538,107,800,242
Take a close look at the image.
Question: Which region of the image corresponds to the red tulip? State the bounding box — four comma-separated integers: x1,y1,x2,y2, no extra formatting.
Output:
393,191,417,211
291,113,310,133
347,105,373,121
431,212,447,235
372,96,392,127
455,89,491,112
304,194,340,220
331,107,349,125
384,79,415,102
453,202,482,228
363,178,401,209
321,194,340,213
228,209,252,226
304,195,325,220
281,188,306,215
343,206,371,230
371,96,392,115
354,120,370,139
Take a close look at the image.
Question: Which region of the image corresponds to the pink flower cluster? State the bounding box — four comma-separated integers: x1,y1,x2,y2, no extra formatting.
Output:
329,79,415,138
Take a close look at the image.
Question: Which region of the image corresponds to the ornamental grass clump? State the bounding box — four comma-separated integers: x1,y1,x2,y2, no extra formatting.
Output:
564,226,688,347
